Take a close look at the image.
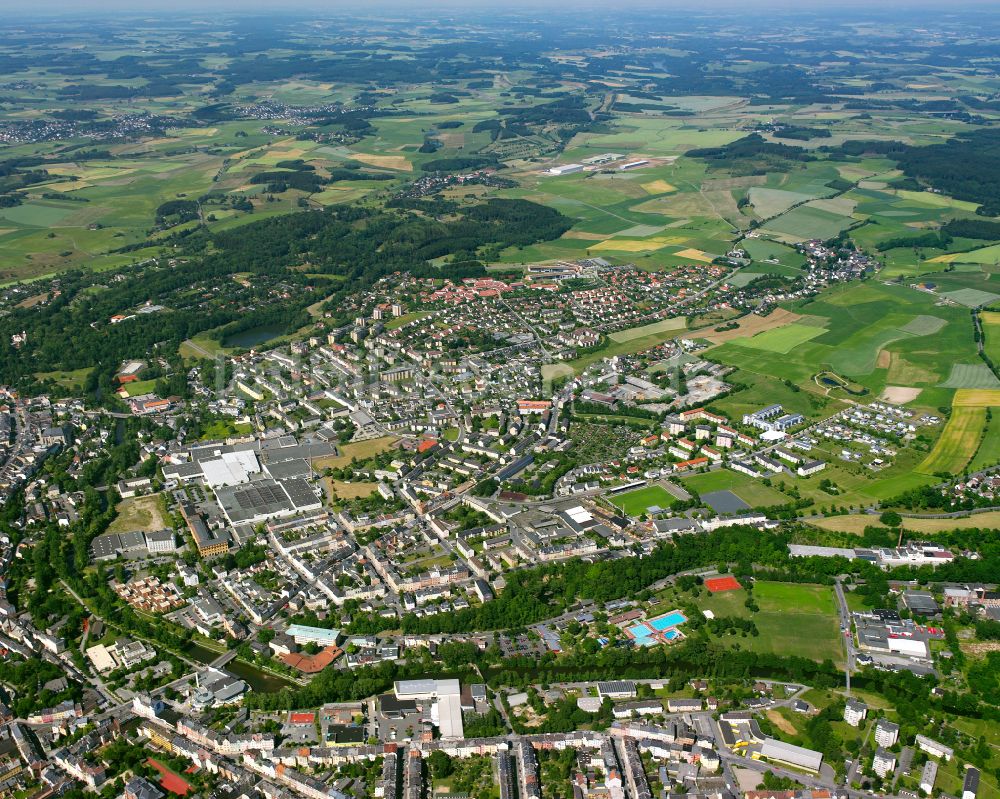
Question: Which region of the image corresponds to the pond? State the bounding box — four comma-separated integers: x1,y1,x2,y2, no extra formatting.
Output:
223,323,285,349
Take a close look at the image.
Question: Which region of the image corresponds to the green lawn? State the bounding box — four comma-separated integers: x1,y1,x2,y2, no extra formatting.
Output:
681,469,793,508
607,485,677,516
696,580,842,663
754,581,837,615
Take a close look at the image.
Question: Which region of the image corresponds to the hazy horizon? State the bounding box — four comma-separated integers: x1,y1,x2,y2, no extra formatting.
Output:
4,0,1000,13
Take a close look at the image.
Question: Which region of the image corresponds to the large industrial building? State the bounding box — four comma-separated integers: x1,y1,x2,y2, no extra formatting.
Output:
392,679,464,739
759,738,824,772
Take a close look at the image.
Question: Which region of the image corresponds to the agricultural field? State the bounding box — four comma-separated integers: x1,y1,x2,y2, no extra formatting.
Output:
709,279,980,403
810,510,1000,535
981,310,1000,367
608,317,688,343
758,202,854,243
729,322,827,354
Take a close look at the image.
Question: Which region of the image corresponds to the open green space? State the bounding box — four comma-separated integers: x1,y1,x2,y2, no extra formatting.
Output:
693,581,842,663
731,323,826,354
681,469,793,508
606,485,678,516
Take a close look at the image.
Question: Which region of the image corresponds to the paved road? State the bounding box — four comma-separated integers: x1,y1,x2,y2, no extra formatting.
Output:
834,578,855,694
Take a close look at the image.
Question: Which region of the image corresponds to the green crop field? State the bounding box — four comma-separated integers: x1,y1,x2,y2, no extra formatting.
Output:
948,242,1000,265
748,187,817,218
754,581,837,615
711,278,981,400
899,315,947,336
940,363,1000,389
982,311,1000,368
760,202,853,242
741,238,808,268
916,406,987,475
750,582,842,662
969,410,1000,472
608,317,687,342
730,323,826,354
943,288,1000,308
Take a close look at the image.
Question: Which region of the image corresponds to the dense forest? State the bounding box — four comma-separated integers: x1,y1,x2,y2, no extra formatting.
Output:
894,129,1000,216
826,129,1000,216
688,133,815,174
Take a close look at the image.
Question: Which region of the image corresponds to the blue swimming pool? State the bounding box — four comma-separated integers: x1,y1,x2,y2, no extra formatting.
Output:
663,629,680,640
649,611,687,631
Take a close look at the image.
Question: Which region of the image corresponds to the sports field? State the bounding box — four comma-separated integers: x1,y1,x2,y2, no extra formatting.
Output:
705,576,742,593
695,581,841,662
681,468,792,507
916,406,986,475
755,581,837,615
148,759,192,796
607,485,677,516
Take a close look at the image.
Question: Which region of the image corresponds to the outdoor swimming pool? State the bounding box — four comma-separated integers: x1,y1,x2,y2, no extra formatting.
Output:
649,611,687,631
624,609,688,646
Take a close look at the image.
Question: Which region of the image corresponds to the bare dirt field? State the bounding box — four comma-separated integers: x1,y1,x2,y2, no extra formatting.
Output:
313,436,399,469
107,495,168,534
325,479,378,500
766,709,798,736
698,309,803,345
880,386,922,404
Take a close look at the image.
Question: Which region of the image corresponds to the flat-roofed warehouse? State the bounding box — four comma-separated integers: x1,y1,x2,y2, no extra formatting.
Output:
215,477,321,525
759,738,823,772
435,693,464,740
394,678,461,700
392,679,464,739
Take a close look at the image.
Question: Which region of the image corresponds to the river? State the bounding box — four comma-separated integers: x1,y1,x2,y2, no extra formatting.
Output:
185,642,295,693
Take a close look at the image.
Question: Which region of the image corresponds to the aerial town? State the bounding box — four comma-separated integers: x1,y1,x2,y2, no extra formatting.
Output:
1,5,1000,799
0,234,991,799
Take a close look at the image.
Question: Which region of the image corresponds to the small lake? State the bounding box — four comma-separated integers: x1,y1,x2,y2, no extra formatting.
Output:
223,324,285,349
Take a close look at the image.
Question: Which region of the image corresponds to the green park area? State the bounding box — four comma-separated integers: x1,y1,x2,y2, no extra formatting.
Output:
649,579,843,663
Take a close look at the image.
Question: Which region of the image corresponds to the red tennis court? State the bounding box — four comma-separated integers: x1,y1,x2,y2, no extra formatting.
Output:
705,576,742,593
148,759,192,796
